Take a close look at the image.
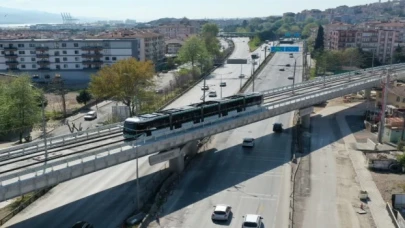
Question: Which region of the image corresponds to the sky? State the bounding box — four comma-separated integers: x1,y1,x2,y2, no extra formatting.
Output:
0,0,381,22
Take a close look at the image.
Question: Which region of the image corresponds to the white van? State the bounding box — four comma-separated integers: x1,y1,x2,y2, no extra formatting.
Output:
84,111,97,120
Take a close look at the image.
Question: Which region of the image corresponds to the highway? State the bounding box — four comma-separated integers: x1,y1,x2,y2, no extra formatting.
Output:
147,43,303,228
2,37,266,228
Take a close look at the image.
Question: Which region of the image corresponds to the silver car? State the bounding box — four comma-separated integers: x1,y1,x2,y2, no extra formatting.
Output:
211,204,231,221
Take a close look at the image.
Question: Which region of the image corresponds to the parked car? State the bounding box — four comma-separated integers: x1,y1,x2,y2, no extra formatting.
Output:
279,68,285,71
242,138,255,147
286,64,291,67
84,111,97,121
208,90,217,97
242,214,263,228
273,123,283,133
211,204,232,221
220,82,227,87
201,85,209,91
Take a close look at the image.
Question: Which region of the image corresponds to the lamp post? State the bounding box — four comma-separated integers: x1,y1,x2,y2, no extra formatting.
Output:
133,133,145,211
288,54,302,94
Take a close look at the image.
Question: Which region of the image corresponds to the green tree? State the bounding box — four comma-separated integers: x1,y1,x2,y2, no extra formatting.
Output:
76,89,92,105
89,58,155,116
314,25,324,52
342,48,364,67
178,35,208,79
201,23,221,57
0,76,41,143
394,45,405,63
302,23,318,38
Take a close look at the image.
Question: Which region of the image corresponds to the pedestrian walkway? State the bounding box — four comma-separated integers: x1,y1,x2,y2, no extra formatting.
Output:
337,112,395,228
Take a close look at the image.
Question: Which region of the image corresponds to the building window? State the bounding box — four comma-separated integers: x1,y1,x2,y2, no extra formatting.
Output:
74,50,79,54
397,96,400,102
74,43,78,47
105,57,110,60
64,64,68,68
75,57,79,61
32,64,36,68
56,65,60,69
18,51,25,54
21,64,26,69
75,64,80,68
30,51,35,54
55,58,60,63
0,44,3,48
62,43,67,47
29,43,35,47
17,44,24,47
1,51,4,55
20,58,24,62
63,57,68,61
112,57,117,61
55,51,60,56
402,98,405,103
31,58,35,61
63,51,67,54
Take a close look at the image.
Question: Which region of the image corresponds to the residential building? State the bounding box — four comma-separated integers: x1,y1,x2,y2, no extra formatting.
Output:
0,38,140,85
165,39,184,55
156,24,197,39
375,82,405,109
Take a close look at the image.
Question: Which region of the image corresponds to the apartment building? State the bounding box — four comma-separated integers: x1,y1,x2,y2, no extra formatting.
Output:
165,39,184,55
156,24,197,40
325,22,399,63
0,38,139,84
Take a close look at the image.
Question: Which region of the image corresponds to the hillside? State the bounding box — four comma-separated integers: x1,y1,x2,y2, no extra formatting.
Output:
0,7,63,24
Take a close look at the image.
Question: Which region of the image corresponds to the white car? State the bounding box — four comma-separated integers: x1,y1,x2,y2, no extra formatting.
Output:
242,138,255,147
211,204,231,221
84,111,97,121
242,214,263,228
208,91,217,97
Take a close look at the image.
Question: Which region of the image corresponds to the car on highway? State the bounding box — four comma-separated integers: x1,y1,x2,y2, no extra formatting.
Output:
273,123,283,133
71,221,93,228
242,138,255,147
242,214,263,228
208,90,217,97
211,204,232,221
84,111,97,121
279,68,285,71
220,82,227,87
201,85,209,90
286,64,291,67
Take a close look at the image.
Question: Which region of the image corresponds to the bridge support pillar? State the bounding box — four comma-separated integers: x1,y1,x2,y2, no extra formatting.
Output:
301,114,311,129
169,140,198,173
169,155,184,174
365,89,371,100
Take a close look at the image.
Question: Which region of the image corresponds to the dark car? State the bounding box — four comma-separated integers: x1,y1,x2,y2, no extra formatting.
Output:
279,68,285,71
273,123,283,133
286,64,291,67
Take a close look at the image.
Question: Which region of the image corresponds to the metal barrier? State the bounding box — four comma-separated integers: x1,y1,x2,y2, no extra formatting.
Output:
0,122,123,158
0,72,400,202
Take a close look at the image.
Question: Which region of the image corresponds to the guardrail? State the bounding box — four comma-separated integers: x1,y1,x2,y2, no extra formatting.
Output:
0,72,401,190
0,122,123,158
261,63,405,97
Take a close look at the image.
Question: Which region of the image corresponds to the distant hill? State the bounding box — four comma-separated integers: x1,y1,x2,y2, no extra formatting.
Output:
0,7,102,25
0,7,63,24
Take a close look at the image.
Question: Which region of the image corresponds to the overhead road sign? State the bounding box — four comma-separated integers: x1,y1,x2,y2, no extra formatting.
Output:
270,46,300,52
148,148,182,166
227,59,248,64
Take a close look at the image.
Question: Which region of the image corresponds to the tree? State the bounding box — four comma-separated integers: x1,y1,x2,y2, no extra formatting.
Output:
0,76,41,143
178,35,206,73
394,45,405,63
314,25,324,52
302,23,318,38
76,89,92,105
201,23,221,57
89,58,155,116
342,48,364,67
201,23,219,37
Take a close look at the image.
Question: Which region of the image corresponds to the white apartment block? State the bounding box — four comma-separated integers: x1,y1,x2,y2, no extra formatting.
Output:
0,36,165,85
157,24,198,39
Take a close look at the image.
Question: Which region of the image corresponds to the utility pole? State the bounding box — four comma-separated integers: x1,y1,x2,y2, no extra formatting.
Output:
378,71,390,143
202,76,207,103
252,60,255,92
292,59,297,94
136,141,140,211
41,93,48,162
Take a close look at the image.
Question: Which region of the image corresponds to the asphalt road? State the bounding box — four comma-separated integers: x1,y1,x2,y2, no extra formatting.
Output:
2,38,265,228
147,43,303,228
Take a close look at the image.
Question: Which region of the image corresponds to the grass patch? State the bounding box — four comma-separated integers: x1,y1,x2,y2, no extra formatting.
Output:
248,40,260,52
309,68,316,80
45,110,64,120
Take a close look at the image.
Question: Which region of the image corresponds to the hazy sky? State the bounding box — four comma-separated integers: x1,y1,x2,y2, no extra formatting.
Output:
1,0,380,22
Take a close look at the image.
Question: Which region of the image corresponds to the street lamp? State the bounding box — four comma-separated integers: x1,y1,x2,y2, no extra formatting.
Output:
133,133,146,211
218,72,232,99
288,54,302,94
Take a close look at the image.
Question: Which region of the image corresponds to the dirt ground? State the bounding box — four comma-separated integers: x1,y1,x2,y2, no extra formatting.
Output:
45,91,82,113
